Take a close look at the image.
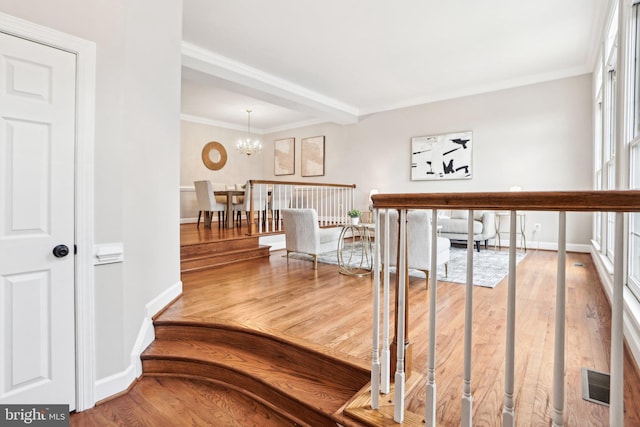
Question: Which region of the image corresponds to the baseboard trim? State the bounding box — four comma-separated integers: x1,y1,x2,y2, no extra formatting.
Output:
491,239,591,253
94,280,182,403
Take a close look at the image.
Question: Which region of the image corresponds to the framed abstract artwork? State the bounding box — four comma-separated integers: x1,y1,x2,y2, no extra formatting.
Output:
301,135,325,177
274,137,295,176
410,130,473,181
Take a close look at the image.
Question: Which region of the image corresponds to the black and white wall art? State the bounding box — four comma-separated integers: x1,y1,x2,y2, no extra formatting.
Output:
411,130,473,181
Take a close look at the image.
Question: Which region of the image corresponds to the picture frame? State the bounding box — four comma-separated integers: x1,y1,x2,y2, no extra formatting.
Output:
274,137,295,176
301,135,325,177
410,130,473,181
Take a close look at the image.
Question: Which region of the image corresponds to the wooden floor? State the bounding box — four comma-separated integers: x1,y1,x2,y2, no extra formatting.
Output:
71,223,640,426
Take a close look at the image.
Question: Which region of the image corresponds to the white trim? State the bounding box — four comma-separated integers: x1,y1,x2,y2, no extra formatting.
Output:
180,112,327,134
493,239,592,253
182,42,359,125
146,280,183,320
0,12,97,411
359,69,593,117
260,234,286,251
94,280,182,403
592,244,640,369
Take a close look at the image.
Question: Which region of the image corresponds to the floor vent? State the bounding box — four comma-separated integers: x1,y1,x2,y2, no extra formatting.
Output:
574,262,585,267
581,367,610,406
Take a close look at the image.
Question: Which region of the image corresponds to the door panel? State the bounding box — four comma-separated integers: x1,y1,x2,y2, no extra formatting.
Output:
0,32,76,409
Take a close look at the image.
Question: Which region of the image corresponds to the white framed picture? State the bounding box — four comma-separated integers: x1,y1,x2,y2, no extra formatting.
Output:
411,130,472,181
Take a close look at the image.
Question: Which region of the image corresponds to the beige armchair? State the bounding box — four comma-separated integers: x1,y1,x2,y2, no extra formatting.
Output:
281,209,341,269
438,210,496,252
380,210,450,289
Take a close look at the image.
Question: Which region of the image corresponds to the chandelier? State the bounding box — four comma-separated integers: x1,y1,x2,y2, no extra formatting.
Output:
236,109,262,156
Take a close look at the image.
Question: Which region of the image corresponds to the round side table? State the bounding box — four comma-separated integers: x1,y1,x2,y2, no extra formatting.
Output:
337,223,374,276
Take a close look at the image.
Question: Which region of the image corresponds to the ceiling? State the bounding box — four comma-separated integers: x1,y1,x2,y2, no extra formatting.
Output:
181,0,609,133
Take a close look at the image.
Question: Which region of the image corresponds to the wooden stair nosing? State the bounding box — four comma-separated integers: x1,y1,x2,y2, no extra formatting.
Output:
180,236,260,257
151,319,370,375
142,339,365,400
180,247,270,272
150,323,370,389
142,358,346,427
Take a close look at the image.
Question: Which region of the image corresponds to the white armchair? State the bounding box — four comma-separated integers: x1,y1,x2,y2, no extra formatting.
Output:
380,210,450,289
281,209,341,270
438,210,496,252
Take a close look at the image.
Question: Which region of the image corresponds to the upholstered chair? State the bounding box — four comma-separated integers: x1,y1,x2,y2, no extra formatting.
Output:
242,180,269,228
281,209,341,269
438,210,496,251
269,184,292,227
226,184,243,225
194,180,226,228
379,209,450,289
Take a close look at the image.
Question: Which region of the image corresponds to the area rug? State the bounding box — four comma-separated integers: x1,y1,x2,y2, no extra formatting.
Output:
289,244,527,288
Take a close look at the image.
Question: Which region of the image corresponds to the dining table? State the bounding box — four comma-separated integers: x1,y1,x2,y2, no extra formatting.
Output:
214,189,245,229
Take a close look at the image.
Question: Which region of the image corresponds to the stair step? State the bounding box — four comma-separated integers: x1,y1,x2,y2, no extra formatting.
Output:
143,322,370,426
144,339,356,412
180,236,259,258
180,245,270,272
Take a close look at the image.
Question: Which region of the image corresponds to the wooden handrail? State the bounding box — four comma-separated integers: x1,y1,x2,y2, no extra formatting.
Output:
249,179,356,189
372,190,640,212
366,189,640,426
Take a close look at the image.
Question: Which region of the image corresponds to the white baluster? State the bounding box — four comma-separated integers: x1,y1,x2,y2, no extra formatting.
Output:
371,208,381,409
381,209,391,394
425,208,438,426
552,211,566,427
462,210,474,427
394,209,407,423
502,210,517,426
610,211,625,426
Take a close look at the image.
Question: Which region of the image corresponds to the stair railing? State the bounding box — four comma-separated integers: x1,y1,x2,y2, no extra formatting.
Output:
369,190,640,426
245,180,356,235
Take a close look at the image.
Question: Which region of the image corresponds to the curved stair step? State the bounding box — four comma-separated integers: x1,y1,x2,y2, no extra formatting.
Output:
142,322,371,426
143,339,357,413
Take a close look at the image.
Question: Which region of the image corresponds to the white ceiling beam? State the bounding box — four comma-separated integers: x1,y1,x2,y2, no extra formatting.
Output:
181,42,359,125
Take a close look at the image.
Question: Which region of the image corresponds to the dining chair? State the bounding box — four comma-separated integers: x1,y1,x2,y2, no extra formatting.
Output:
194,180,226,228
269,184,291,228
212,182,229,223
227,184,243,225
242,180,269,228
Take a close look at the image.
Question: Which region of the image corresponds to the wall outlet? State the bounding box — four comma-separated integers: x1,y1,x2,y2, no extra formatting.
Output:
534,223,542,232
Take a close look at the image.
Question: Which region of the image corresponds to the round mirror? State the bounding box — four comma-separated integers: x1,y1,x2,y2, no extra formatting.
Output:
201,141,227,170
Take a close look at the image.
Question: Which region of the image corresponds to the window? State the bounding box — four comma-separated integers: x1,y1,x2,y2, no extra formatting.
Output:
594,95,603,247
629,2,640,300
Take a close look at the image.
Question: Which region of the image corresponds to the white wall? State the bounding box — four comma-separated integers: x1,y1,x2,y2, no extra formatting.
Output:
180,118,264,220
182,74,593,247
0,0,183,394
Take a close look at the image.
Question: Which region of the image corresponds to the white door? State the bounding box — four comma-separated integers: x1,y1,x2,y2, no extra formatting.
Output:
0,32,77,410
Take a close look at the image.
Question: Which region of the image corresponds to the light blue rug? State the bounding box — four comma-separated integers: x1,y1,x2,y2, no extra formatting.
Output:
290,245,527,288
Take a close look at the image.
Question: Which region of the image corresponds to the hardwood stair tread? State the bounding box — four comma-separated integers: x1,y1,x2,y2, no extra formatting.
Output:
142,338,361,413
181,245,270,262
180,246,271,272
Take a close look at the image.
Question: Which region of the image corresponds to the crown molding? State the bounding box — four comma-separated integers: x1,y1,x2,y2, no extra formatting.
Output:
180,113,328,134
358,66,592,116
182,42,359,125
